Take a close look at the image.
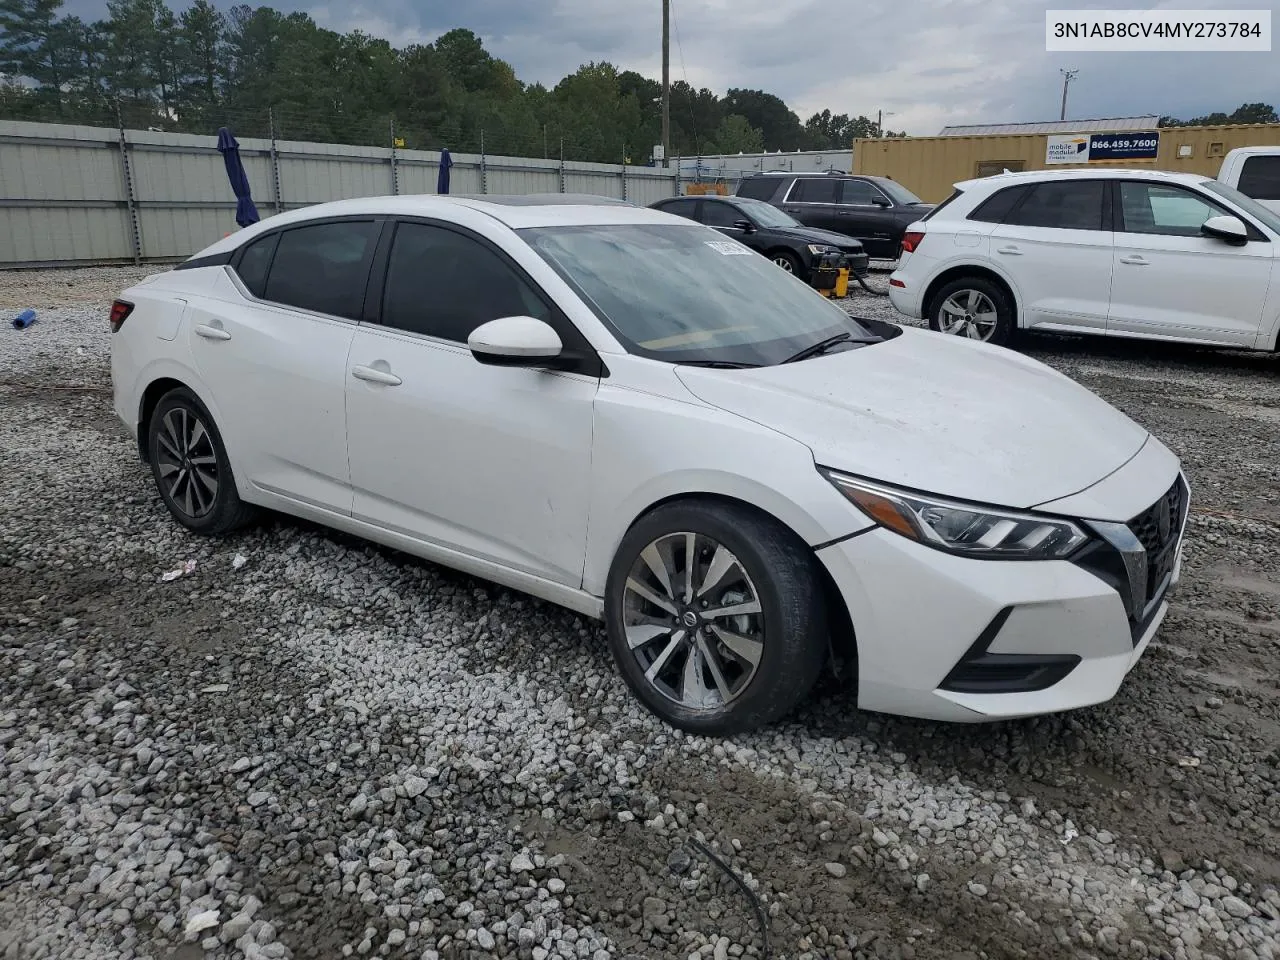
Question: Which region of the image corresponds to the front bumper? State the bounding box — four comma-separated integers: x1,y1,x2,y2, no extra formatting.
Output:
816,473,1187,722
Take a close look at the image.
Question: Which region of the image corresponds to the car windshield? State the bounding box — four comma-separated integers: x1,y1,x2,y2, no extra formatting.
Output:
877,179,925,205
734,199,801,228
1200,179,1280,235
522,223,881,365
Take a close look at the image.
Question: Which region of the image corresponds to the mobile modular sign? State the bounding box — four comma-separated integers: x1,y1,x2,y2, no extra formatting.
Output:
1046,131,1160,164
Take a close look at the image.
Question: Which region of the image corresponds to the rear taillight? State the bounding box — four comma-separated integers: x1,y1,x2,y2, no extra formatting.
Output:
109,300,134,332
900,231,925,255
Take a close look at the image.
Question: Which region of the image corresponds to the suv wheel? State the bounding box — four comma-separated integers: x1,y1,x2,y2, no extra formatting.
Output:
927,276,1015,346
771,250,802,276
604,500,828,735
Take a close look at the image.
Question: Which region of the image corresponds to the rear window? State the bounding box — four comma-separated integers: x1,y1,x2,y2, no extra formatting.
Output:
234,233,278,298
1238,155,1280,201
1005,180,1106,231
788,178,841,203
967,185,1031,223
736,178,780,201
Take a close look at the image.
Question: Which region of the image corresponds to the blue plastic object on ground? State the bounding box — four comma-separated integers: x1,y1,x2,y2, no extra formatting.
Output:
11,309,36,329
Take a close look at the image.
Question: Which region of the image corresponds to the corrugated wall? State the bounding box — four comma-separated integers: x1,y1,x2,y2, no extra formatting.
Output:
853,123,1280,202
0,120,681,266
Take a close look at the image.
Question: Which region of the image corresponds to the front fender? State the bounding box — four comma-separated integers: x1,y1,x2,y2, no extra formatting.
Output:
582,382,872,596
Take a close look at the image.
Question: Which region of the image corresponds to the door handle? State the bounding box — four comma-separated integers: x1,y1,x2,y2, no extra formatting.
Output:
193,323,231,341
995,245,1022,255
1119,255,1149,265
351,364,402,386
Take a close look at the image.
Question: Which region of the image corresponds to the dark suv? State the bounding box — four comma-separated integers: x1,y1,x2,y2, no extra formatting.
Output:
650,195,869,282
736,172,934,259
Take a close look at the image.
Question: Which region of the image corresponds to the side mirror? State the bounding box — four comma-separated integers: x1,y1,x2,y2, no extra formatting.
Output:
468,316,564,368
1201,215,1249,245
733,219,755,233
871,196,892,208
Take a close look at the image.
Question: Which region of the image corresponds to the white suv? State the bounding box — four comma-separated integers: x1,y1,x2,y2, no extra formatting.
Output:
888,169,1280,351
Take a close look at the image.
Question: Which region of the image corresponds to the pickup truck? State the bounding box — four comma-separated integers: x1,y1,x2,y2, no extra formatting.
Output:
1218,146,1280,212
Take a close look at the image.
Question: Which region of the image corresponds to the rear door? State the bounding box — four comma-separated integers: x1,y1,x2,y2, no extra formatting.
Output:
987,179,1114,333
187,219,380,513
779,178,842,232
835,178,900,257
1108,180,1274,346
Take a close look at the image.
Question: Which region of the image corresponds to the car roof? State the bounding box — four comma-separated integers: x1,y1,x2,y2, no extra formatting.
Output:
187,194,684,259
953,168,1214,192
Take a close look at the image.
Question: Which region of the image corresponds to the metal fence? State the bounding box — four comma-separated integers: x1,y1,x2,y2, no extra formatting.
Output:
0,120,683,267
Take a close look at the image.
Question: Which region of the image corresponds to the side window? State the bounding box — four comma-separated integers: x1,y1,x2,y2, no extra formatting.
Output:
701,202,744,228
263,221,379,319
1118,182,1224,237
1006,180,1105,231
657,198,700,220
840,180,877,205
1238,156,1280,201
736,178,779,201
381,222,551,343
967,185,1031,223
235,232,278,298
788,178,840,203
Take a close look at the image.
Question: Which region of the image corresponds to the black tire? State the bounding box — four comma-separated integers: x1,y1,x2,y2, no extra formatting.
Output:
769,249,804,279
604,499,828,735
927,275,1016,347
147,387,257,536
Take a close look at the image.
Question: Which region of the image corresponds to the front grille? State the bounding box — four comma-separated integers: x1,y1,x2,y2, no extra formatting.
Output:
1128,477,1187,610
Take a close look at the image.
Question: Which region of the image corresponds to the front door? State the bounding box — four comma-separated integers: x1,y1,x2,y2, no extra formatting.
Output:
987,178,1114,333
1108,180,1275,347
835,179,900,257
344,220,598,587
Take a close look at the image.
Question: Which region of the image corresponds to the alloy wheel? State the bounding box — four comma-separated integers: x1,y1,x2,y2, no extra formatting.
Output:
622,531,765,710
939,289,998,341
155,407,219,519
772,256,795,273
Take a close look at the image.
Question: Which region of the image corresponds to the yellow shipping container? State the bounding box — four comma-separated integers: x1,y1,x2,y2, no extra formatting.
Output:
852,124,1280,202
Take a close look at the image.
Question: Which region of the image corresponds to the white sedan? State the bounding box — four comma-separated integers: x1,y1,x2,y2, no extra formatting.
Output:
111,194,1188,733
888,168,1280,349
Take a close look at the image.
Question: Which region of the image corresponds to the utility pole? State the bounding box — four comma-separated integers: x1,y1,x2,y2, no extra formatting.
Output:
661,0,671,168
1059,69,1079,121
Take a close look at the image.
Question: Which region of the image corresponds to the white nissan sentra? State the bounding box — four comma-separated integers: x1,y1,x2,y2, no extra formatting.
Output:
110,194,1189,734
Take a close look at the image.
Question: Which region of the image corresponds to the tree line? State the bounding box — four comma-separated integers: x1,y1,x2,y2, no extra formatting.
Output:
1158,103,1277,127
0,0,903,162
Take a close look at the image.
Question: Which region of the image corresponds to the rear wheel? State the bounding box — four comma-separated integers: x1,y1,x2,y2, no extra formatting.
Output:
604,500,828,735
147,388,256,535
927,276,1015,346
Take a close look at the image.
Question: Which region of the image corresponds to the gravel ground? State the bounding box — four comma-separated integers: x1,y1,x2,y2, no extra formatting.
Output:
1,266,1278,960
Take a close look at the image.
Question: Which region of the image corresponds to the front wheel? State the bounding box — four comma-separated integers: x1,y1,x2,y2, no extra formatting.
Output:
927,276,1015,346
604,500,829,735
770,250,803,277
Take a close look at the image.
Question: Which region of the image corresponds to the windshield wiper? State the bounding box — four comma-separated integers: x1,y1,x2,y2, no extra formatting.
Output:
780,332,877,364
676,360,763,369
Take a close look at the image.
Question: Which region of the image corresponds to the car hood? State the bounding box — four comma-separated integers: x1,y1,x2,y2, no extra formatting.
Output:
674,328,1149,509
770,226,865,251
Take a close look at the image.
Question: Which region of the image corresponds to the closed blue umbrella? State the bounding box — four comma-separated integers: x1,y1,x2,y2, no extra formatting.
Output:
437,148,453,194
216,127,260,228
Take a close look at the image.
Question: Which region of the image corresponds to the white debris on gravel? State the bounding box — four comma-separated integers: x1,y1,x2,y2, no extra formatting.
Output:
1,270,1278,960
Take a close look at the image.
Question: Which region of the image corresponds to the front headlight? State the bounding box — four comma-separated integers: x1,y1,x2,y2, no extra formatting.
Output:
821,470,1089,560
806,244,839,256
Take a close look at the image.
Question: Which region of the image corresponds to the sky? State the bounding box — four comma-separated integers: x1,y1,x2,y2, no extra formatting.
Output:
67,0,1278,134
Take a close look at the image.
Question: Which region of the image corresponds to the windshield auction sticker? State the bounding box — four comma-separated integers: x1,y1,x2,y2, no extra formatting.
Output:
705,241,753,256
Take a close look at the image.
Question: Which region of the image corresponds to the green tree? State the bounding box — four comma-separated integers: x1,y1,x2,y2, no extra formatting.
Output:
1159,102,1278,127
722,88,805,149
709,113,763,154
177,0,224,123
0,0,83,111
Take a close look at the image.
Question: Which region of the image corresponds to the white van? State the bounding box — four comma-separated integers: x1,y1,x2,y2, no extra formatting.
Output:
1218,146,1280,213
